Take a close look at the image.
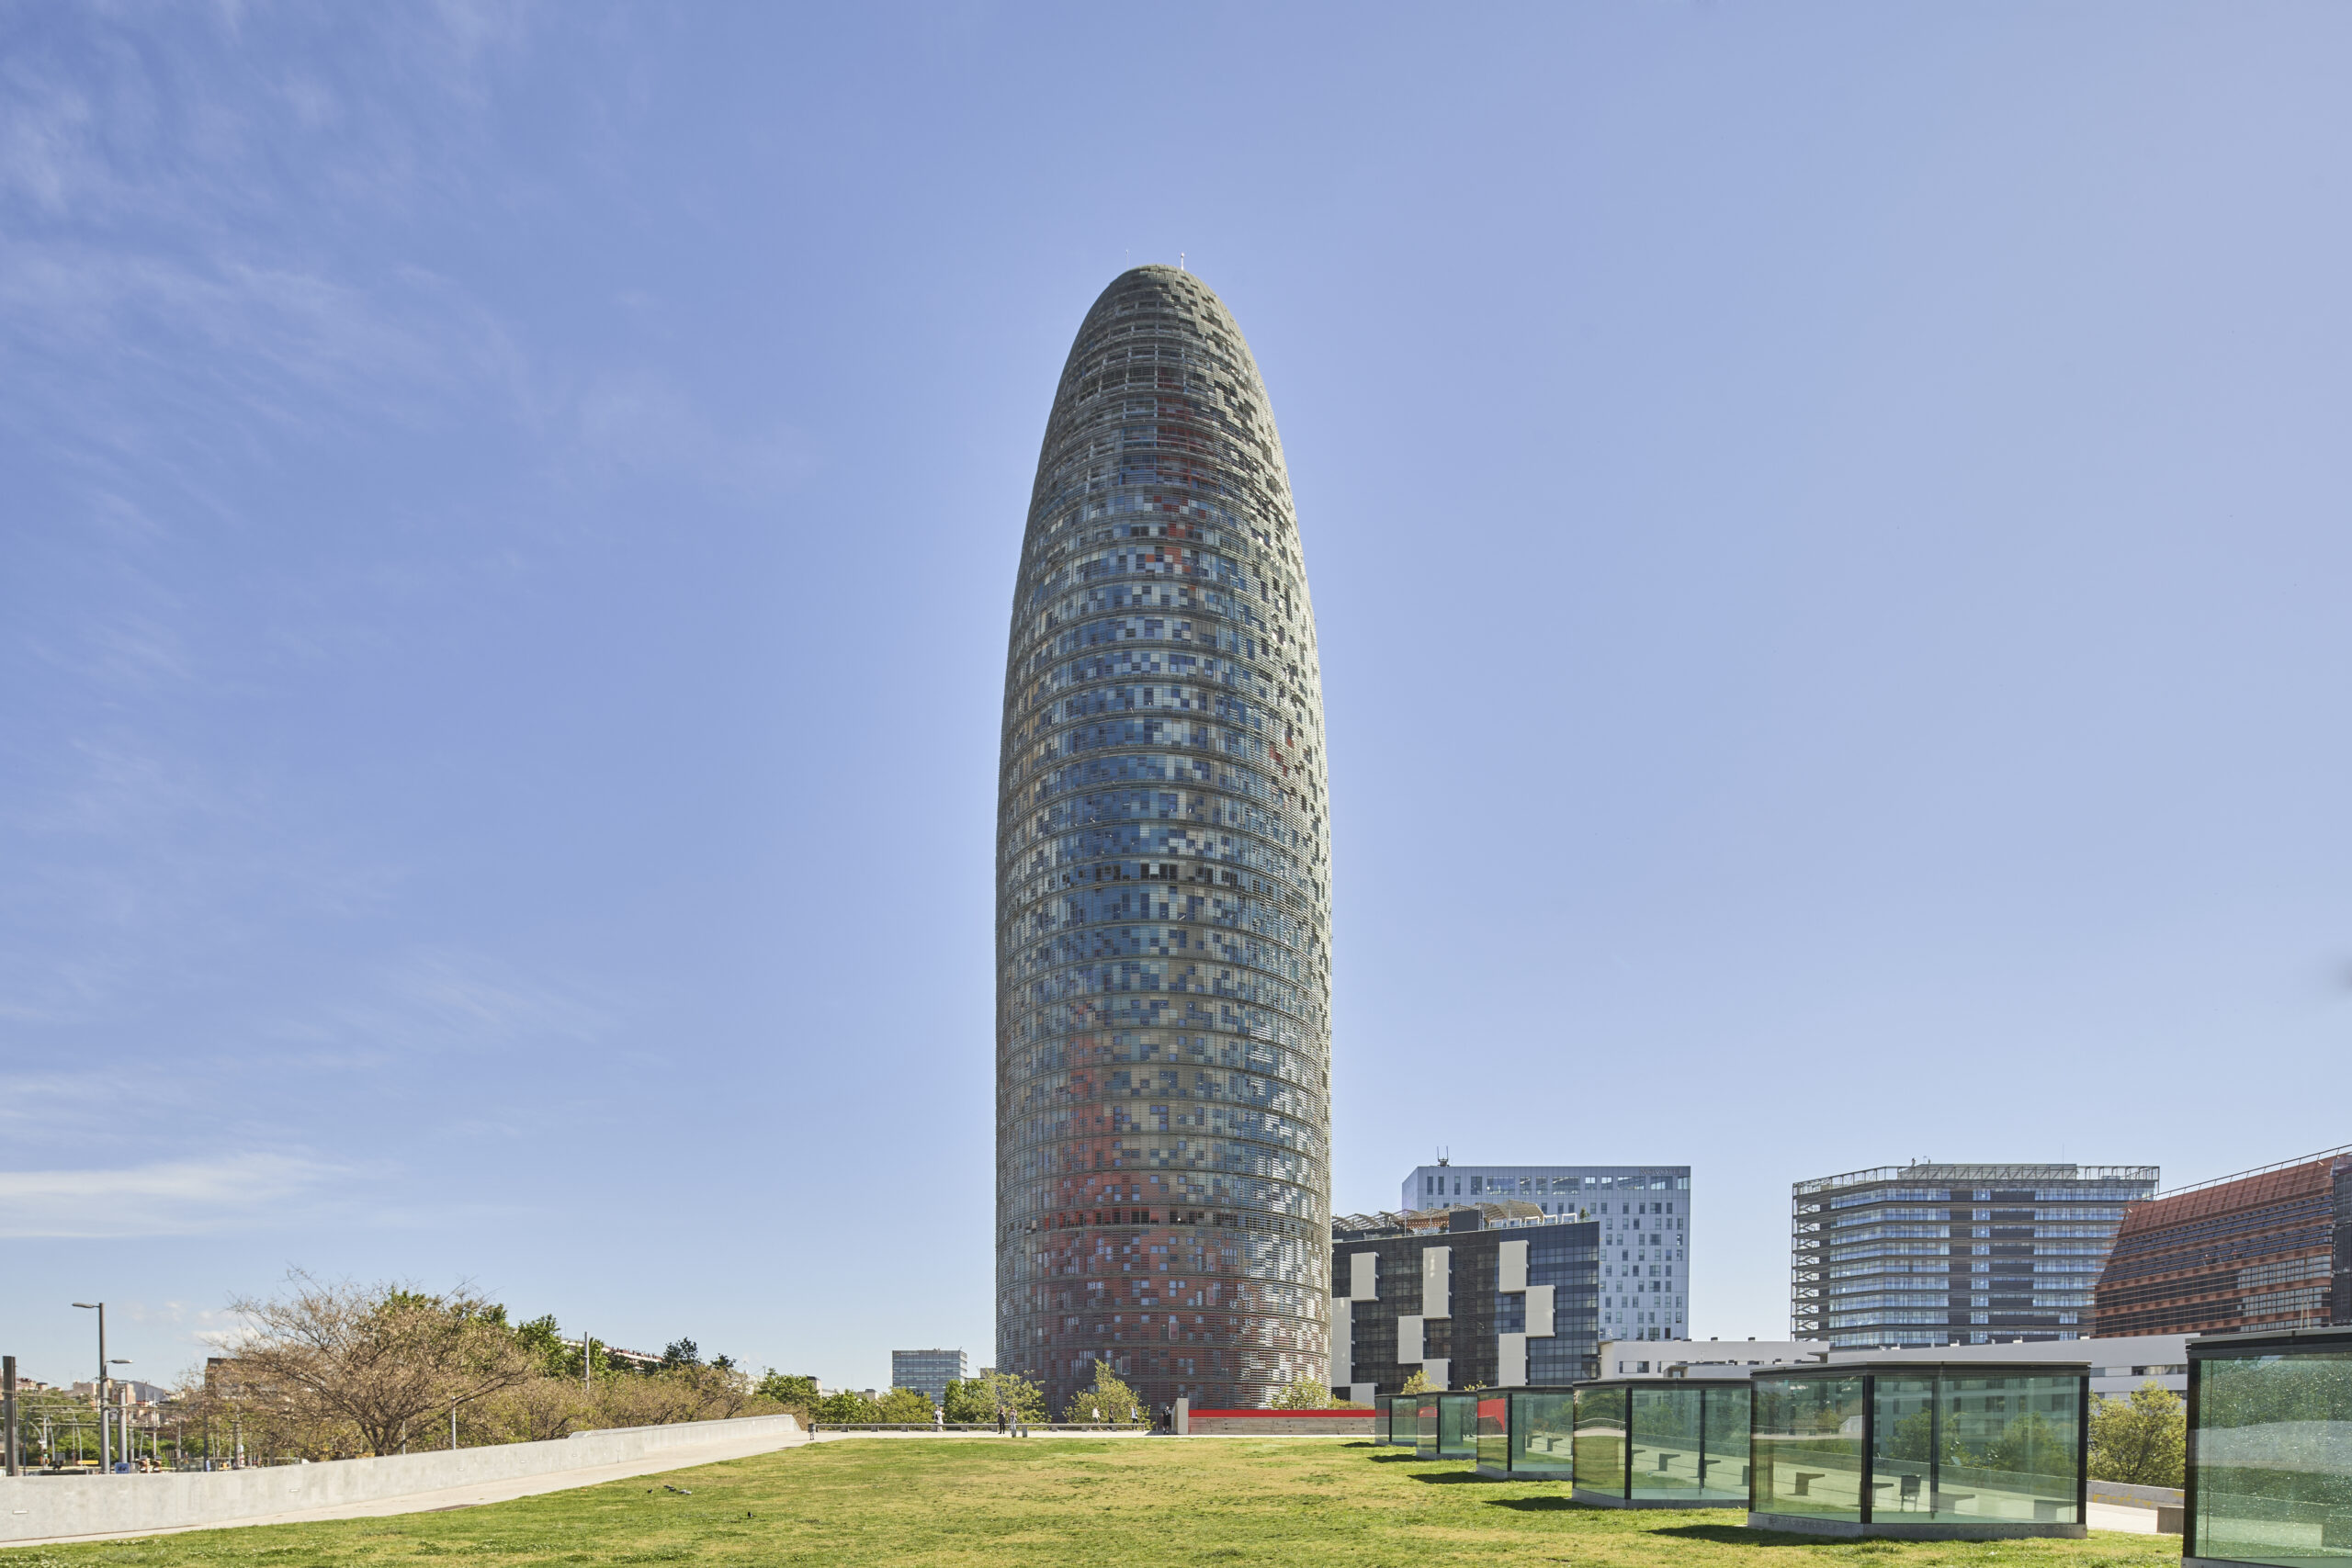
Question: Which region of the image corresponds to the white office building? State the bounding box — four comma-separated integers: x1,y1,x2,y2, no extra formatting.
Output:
1600,1338,1828,1377
1398,1162,1692,1341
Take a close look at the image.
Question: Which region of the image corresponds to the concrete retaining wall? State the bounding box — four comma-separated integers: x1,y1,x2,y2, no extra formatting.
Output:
0,1413,800,1545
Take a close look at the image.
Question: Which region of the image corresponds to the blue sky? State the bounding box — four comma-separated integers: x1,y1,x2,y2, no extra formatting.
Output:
5,3,2349,1389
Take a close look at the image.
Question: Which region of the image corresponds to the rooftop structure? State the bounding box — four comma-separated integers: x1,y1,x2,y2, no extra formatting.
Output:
1335,1201,1573,1238
996,266,1331,1415
1790,1161,2159,1348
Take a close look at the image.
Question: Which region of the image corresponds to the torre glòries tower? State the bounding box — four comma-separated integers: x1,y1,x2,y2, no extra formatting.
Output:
996,267,1331,1415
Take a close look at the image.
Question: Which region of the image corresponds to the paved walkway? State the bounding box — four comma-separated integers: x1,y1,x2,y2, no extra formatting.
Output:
2086,1501,2166,1535
4,1429,813,1551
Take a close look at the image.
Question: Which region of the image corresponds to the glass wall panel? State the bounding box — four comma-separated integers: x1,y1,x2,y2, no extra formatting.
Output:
1697,1386,1751,1501
1476,1393,1510,1472
1576,1384,1629,1498
1871,1375,1937,1518
2192,1348,2352,1567
1437,1392,1476,1460
1933,1374,2079,1524
1753,1374,1867,1520
1510,1391,1576,1480
1414,1394,1441,1459
1385,1394,1417,1447
1631,1385,1707,1499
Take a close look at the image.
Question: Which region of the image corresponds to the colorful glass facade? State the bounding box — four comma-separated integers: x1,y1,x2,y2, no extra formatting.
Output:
995,266,1332,1415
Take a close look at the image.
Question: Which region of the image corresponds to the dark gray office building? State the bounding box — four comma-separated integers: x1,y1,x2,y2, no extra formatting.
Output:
1329,1206,1600,1398
1791,1162,2159,1348
995,266,1333,1416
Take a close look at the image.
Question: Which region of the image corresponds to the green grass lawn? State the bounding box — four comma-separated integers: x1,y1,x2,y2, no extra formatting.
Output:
9,1438,2184,1568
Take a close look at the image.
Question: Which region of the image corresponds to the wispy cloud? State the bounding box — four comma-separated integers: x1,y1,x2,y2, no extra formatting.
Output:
0,1152,351,1238
277,948,618,1066
571,368,819,500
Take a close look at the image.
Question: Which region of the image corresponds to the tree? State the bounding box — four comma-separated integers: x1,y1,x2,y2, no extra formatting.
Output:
662,1339,701,1369
1061,1359,1148,1427
814,1389,879,1424
2089,1382,2186,1487
944,1371,1046,1426
1272,1378,1337,1410
1398,1370,1434,1395
874,1386,935,1424
469,1375,591,1444
222,1271,537,1457
1984,1410,2069,1479
510,1314,571,1379
1884,1407,1959,1465
754,1372,820,1414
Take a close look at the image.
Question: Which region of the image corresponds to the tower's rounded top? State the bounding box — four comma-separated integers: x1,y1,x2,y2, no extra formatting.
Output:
1091,263,1229,307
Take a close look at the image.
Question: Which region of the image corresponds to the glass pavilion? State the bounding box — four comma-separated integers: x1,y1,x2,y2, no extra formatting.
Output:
1415,1391,1477,1461
2188,1325,2352,1568
1748,1360,2086,1538
1571,1375,1752,1506
1472,1387,1577,1479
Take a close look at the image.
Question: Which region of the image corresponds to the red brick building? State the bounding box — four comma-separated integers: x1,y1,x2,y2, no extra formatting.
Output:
2093,1146,2352,1337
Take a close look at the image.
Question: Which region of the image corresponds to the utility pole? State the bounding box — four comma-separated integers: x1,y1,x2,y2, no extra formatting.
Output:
4,1353,18,1476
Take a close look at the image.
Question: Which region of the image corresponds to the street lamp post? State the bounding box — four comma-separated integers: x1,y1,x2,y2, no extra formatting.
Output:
114,1376,131,1472
449,1391,482,1452
103,1359,131,1472
71,1303,106,1475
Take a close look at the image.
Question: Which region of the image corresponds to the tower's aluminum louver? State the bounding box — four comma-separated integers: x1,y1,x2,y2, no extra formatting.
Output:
997,266,1331,1415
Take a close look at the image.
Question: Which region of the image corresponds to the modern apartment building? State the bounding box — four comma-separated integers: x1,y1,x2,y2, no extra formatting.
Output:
2094,1145,2352,1337
1791,1161,2159,1348
995,266,1333,1416
1329,1205,1600,1398
1398,1164,1693,1340
889,1348,967,1404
